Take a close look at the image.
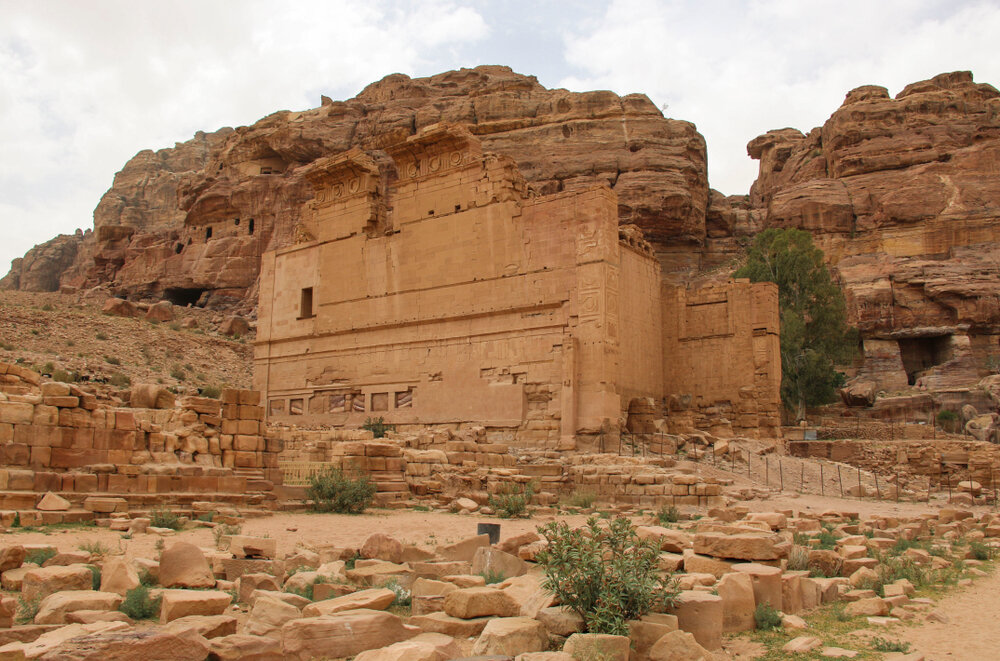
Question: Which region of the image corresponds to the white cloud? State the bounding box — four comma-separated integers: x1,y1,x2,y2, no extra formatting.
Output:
0,0,490,275
560,0,1000,195
3,0,1000,280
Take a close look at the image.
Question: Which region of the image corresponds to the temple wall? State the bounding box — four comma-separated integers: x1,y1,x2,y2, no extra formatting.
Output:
254,127,656,446
662,279,782,436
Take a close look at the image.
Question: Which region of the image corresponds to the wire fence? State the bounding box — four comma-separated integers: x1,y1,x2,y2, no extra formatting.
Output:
613,431,1000,507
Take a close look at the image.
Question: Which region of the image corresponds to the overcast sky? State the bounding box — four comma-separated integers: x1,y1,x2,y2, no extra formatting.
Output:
3,0,1000,275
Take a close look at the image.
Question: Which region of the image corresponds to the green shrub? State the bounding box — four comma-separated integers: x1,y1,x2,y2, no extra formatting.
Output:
119,585,161,620
79,540,111,556
108,372,131,388
344,551,361,570
383,578,411,608
200,385,222,399
477,569,507,585
362,416,395,438
816,528,838,550
871,637,910,653
536,516,679,636
307,467,376,514
96,332,108,341
104,355,121,366
564,490,598,509
149,507,182,530
138,569,156,587
970,540,997,561
488,481,534,519
52,369,78,383
656,504,680,524
25,548,56,566
754,602,782,630
170,364,186,381
87,565,101,590
15,595,41,624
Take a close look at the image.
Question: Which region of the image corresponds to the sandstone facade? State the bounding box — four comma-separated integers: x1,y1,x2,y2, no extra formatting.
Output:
254,125,779,445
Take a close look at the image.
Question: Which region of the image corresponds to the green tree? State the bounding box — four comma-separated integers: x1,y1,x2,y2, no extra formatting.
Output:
734,228,857,419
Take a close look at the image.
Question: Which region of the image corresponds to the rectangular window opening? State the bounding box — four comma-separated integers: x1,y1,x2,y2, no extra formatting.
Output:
299,287,314,319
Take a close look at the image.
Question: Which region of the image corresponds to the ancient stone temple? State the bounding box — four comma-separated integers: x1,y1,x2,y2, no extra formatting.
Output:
254,125,781,446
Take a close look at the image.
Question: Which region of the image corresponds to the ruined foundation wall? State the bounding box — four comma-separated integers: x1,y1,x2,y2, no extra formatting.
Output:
0,362,279,513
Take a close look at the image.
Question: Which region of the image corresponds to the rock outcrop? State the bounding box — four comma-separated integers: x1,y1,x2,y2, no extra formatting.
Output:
4,66,708,310
732,71,1000,395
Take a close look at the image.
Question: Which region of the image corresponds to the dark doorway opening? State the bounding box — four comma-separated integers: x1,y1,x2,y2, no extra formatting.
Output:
163,288,207,307
248,218,255,235
898,335,952,385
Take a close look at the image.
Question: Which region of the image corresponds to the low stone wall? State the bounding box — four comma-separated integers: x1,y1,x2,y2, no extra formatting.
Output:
789,438,1000,487
0,362,280,516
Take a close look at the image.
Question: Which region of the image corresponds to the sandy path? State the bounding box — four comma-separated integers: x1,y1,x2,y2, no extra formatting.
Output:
0,510,592,562
897,567,1000,661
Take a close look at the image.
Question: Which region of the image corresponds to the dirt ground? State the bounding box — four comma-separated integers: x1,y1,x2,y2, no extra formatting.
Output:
0,491,994,659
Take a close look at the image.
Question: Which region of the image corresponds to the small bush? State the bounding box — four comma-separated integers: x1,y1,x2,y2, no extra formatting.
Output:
213,523,243,548
362,416,395,438
787,545,810,572
197,511,216,523
16,595,41,624
383,578,411,608
104,355,121,365
970,540,997,561
344,551,361,571
108,372,131,388
87,565,101,590
119,585,161,620
170,364,186,381
200,385,222,399
79,540,111,556
41,304,54,312
564,490,598,509
816,529,838,550
138,569,156,586
96,332,108,341
537,516,679,636
754,602,782,630
657,504,680,524
871,637,910,653
52,369,78,383
478,569,507,585
149,507,182,530
488,481,534,519
307,467,376,514
25,548,56,566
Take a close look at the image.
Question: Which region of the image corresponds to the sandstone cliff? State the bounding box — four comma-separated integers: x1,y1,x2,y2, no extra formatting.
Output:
734,71,1000,394
2,66,707,308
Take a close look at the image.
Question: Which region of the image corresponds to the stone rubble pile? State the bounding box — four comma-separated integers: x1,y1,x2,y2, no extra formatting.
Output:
0,502,993,660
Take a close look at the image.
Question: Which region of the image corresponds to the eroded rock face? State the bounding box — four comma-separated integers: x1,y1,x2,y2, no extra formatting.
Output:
738,71,1000,393
4,65,708,309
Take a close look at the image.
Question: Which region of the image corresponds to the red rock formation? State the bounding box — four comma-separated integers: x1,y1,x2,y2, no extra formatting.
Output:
739,71,1000,393
6,66,708,309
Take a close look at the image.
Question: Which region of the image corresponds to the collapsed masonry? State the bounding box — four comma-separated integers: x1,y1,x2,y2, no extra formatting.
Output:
254,124,782,446
0,362,281,520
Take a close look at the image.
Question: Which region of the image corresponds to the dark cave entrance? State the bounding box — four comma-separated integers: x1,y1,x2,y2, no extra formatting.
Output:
163,288,207,307
898,335,953,385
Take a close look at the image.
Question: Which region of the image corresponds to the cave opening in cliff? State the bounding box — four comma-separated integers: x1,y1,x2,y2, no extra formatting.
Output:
163,288,207,307
898,335,953,385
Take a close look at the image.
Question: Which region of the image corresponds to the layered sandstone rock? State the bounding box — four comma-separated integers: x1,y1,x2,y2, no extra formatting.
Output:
4,66,708,309
736,71,1000,394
